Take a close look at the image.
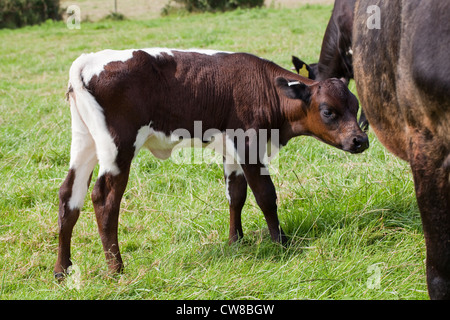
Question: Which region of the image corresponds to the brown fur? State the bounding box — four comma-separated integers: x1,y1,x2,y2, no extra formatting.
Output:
54,50,368,277
353,0,450,299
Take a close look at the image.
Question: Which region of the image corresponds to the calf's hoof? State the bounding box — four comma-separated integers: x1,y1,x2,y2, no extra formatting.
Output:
54,271,67,280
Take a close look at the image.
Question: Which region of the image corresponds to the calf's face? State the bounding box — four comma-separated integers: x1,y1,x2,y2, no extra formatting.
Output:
277,77,368,154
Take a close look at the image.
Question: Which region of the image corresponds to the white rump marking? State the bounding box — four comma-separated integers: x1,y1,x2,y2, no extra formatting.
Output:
66,90,119,211
75,47,233,87
67,94,98,210
73,88,119,177
68,53,121,177
75,48,173,86
78,49,135,86
66,90,118,210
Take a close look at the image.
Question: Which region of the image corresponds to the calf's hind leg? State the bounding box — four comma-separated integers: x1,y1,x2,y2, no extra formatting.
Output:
91,159,132,274
54,104,97,278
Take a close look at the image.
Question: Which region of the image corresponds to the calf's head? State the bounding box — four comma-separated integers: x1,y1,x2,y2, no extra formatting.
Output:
277,77,368,154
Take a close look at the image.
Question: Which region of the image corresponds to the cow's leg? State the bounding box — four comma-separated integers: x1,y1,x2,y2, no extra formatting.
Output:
240,163,287,244
91,154,132,274
409,132,450,300
223,161,247,243
54,104,97,278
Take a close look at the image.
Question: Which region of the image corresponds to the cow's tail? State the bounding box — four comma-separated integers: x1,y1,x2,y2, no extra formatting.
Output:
64,54,119,210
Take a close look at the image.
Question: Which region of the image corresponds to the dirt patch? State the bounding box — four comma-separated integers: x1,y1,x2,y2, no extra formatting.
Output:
61,0,333,21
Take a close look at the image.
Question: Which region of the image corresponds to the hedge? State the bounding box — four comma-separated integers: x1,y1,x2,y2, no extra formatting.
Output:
0,0,61,28
172,0,264,12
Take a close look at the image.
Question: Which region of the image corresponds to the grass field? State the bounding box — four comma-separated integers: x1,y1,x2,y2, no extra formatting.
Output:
0,4,428,300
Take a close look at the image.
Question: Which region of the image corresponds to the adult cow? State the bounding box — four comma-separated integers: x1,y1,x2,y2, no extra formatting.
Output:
353,0,450,299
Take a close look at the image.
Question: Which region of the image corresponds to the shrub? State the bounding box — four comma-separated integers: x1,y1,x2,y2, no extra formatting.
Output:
168,0,264,13
103,12,126,21
0,0,62,29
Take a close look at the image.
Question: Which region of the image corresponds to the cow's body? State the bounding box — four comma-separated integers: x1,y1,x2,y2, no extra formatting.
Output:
55,48,368,277
353,0,450,299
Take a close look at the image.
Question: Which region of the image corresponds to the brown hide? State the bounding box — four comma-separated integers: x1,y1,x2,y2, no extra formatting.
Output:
353,0,450,299
55,49,367,278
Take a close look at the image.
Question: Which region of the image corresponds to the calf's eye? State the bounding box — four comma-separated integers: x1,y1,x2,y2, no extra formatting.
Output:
321,110,335,119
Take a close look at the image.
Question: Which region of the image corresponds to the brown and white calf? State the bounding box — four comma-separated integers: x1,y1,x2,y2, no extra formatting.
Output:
54,48,368,277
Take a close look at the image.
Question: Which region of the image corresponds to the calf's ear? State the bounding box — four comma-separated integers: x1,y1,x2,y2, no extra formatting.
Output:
291,56,316,80
276,76,311,104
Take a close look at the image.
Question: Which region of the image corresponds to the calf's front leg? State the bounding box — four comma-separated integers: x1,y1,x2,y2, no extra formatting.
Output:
91,167,131,274
241,163,287,244
224,161,247,243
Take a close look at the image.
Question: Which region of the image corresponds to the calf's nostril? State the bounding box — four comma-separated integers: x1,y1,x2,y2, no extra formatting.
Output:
352,136,369,152
353,137,362,148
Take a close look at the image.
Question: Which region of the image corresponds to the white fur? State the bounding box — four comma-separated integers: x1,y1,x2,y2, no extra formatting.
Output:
134,123,180,160
133,122,245,163
169,48,233,56
66,54,122,210
79,50,134,86
73,88,119,177
67,95,98,210
77,48,232,86
133,124,219,160
66,48,234,210
77,48,173,86
223,163,244,204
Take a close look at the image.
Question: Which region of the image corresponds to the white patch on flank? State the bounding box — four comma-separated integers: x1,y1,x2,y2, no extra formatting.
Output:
133,123,180,160
133,124,216,161
133,121,241,163
133,124,255,167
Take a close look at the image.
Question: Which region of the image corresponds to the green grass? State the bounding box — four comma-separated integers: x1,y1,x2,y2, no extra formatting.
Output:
0,5,428,299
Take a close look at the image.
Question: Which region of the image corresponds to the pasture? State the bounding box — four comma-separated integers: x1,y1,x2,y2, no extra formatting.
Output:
0,4,428,299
